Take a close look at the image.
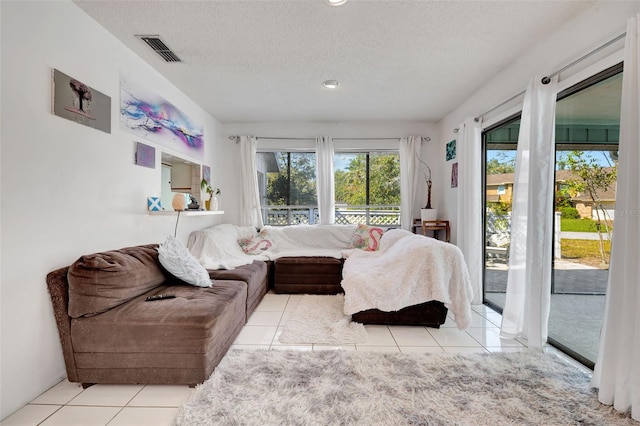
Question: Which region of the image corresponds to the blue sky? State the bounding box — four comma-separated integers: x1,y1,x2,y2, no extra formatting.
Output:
487,149,616,169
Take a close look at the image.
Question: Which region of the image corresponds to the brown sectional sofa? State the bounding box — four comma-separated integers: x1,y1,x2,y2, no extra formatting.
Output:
46,244,263,387
207,260,269,317
273,256,344,294
47,238,447,388
271,256,448,327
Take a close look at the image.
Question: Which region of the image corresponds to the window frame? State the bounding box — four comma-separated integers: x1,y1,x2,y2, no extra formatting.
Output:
257,148,401,226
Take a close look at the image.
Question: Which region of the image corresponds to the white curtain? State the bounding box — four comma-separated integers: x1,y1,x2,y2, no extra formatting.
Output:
456,118,483,304
239,135,264,228
316,136,335,225
591,14,640,421
399,136,421,231
500,75,558,349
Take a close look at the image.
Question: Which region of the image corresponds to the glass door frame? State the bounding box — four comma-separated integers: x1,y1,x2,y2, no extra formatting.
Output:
481,112,520,315
480,62,623,369
547,62,623,369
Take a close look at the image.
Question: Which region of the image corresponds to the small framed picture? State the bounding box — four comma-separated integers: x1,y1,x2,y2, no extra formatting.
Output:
446,140,456,161
451,162,458,188
147,197,162,211
135,142,155,168
52,68,111,133
202,165,211,184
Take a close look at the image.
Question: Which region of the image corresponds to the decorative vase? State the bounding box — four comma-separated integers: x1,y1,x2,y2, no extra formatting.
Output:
205,200,211,211
211,195,219,211
420,208,437,222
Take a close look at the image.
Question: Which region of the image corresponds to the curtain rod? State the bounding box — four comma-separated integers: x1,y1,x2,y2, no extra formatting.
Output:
476,31,626,121
228,135,431,142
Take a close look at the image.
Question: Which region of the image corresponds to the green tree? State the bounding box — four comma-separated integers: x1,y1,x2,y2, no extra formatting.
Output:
370,153,400,205
486,151,516,174
334,153,400,206
267,153,317,205
335,155,366,205
558,150,617,264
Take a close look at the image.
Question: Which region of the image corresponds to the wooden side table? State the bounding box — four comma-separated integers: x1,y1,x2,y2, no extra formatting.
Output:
422,220,450,242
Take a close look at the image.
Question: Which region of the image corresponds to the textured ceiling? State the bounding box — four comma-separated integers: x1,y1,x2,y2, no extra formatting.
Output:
74,0,595,123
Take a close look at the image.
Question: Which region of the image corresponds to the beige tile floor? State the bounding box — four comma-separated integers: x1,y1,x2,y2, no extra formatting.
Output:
2,294,583,426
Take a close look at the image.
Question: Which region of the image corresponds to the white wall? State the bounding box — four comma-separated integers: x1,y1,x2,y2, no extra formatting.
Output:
0,1,225,419
437,1,640,244
221,121,440,223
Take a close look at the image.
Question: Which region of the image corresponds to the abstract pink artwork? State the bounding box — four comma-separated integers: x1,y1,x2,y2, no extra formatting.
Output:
120,76,204,161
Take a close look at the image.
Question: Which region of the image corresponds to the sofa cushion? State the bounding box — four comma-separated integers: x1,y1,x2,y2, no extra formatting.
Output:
158,236,212,287
237,229,274,255
68,244,168,318
350,224,384,251
207,261,268,316
70,281,247,355
274,257,343,294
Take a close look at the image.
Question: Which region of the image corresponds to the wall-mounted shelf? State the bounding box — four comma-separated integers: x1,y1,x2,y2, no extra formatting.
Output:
148,210,224,216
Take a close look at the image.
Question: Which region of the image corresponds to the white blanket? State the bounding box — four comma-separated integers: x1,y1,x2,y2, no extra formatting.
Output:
264,225,356,259
188,224,357,269
341,229,474,330
188,224,266,270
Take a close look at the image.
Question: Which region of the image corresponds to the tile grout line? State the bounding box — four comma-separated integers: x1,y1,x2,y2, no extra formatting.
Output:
268,296,289,348
104,406,127,426
35,405,65,426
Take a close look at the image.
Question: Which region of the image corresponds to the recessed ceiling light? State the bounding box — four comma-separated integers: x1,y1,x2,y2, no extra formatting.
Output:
327,0,348,5
323,80,340,89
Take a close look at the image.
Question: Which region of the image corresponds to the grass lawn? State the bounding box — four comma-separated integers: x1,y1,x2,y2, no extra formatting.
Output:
560,218,613,232
561,239,611,268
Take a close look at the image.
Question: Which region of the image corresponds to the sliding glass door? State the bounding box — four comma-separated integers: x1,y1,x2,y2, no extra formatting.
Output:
549,66,622,367
482,65,622,367
483,117,519,311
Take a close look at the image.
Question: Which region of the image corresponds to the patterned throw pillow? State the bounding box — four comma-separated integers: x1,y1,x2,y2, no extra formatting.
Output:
350,224,384,251
238,228,274,255
158,235,212,287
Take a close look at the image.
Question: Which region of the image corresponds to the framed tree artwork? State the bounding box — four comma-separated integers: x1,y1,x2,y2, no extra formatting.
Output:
52,69,111,133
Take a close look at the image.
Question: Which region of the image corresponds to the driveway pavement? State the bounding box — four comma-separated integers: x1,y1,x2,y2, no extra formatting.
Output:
485,259,608,294
561,231,610,240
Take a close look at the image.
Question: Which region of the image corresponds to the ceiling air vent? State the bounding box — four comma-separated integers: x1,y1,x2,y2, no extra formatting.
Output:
136,35,182,63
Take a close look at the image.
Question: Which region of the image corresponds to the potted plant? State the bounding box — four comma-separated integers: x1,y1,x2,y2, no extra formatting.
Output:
417,154,437,222
200,178,221,211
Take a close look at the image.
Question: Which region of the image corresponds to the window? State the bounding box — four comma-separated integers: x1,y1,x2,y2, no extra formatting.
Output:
334,152,400,226
257,152,317,225
256,150,400,226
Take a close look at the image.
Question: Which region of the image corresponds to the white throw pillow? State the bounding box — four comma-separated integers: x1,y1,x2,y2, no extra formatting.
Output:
158,235,212,287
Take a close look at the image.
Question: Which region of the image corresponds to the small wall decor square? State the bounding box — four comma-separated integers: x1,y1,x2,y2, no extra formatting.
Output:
202,165,211,184
446,140,456,161
451,162,458,188
147,197,162,211
52,69,111,133
135,141,156,168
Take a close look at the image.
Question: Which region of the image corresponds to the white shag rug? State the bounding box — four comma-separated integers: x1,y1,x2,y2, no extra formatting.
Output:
277,294,368,345
174,350,634,426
